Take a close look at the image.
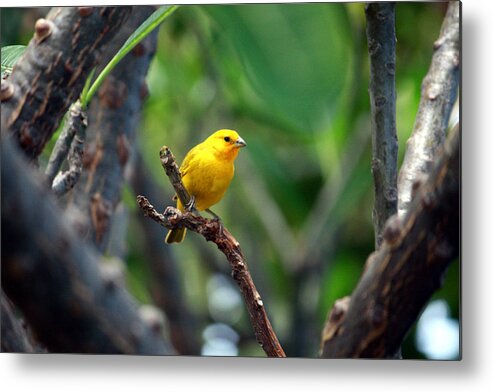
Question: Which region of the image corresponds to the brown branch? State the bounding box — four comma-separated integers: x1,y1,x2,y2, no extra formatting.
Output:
0,7,132,161
137,146,286,358
68,7,158,251
398,1,460,217
365,3,398,248
321,123,460,358
159,146,192,207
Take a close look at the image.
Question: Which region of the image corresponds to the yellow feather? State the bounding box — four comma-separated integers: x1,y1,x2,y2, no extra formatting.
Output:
165,129,246,244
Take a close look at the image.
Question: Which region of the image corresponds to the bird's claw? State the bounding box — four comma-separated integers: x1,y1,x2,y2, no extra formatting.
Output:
185,196,198,213
206,208,224,235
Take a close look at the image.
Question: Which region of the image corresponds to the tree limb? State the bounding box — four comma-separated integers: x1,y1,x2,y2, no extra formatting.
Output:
321,123,459,358
0,7,132,161
68,7,158,251
1,136,173,355
137,146,286,358
365,2,398,248
397,1,460,217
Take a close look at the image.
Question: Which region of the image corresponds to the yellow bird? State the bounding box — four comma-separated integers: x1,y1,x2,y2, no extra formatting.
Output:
165,129,247,244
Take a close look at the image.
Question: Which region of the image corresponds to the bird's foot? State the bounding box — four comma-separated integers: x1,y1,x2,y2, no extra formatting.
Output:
185,196,199,214
206,208,224,235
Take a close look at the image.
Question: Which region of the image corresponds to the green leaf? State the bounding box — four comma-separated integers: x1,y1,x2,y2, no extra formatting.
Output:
79,68,95,110
83,5,179,107
1,45,26,76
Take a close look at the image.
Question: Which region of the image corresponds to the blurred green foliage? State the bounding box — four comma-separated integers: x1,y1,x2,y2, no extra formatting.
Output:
1,2,458,359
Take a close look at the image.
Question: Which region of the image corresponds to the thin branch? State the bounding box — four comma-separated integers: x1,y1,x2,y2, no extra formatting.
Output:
1,135,173,355
398,1,460,217
365,2,398,248
50,101,87,195
137,146,286,358
0,7,132,161
321,123,460,358
159,146,192,208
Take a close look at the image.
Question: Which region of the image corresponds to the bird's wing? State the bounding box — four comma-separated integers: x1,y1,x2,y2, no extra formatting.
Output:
179,143,203,178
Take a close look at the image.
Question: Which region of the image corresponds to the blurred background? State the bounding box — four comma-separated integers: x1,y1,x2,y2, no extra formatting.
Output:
1,2,459,359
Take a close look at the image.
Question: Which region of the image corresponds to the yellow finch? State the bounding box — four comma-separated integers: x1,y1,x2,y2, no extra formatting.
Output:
165,129,247,244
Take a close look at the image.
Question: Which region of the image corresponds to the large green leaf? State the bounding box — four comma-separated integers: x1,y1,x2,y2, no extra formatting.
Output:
1,44,26,76
203,4,353,134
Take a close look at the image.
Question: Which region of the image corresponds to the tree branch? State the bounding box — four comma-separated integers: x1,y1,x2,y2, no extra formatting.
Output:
321,123,459,358
0,7,132,161
1,136,173,355
365,2,398,248
397,1,460,217
137,146,286,358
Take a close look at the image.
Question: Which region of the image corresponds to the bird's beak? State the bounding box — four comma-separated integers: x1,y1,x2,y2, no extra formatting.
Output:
235,136,247,148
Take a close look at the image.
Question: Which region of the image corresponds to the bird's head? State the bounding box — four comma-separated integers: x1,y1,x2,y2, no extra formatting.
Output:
207,129,247,160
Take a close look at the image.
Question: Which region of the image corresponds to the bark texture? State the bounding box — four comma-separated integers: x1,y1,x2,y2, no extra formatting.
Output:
0,7,131,160
51,102,88,195
68,6,158,251
321,124,460,358
365,2,398,248
398,1,460,217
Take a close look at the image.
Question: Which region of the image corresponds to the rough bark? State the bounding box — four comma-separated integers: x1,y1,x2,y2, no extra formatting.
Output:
1,137,173,355
365,2,398,248
321,124,459,358
50,101,88,195
0,6,132,160
398,1,460,217
68,6,157,251
45,101,87,191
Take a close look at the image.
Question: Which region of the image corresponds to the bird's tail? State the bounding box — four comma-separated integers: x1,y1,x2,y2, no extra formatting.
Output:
165,227,187,244
165,197,187,244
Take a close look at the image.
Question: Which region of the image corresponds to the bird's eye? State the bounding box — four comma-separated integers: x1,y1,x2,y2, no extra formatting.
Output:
224,136,231,142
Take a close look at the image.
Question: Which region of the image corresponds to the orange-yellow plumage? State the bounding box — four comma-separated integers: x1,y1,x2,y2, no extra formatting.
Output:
165,129,247,244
